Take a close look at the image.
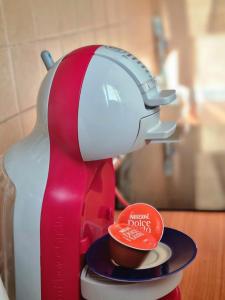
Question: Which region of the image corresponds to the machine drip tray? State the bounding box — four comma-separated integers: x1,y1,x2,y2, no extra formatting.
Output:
81,266,182,300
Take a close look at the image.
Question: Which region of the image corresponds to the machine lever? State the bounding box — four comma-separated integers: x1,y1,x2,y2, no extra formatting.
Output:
145,90,176,107
145,121,176,140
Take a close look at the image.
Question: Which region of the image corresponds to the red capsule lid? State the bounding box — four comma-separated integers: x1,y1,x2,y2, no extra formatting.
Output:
117,203,164,242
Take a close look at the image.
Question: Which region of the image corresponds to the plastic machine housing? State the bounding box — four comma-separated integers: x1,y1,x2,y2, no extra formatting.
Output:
0,45,177,300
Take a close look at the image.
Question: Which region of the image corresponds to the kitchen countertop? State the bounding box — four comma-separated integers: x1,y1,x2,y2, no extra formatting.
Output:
115,210,225,300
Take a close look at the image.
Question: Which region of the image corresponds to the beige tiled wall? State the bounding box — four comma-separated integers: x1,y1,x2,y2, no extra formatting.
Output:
0,0,156,154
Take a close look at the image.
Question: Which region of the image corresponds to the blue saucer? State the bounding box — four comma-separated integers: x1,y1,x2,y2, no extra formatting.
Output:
86,227,197,282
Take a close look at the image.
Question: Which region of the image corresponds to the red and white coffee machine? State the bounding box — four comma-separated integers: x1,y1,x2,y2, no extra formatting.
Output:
0,45,178,300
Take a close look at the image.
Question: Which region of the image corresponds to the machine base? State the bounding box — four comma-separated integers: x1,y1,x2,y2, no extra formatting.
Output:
81,266,182,300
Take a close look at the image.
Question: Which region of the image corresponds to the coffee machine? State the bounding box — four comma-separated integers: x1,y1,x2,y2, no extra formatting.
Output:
0,45,178,300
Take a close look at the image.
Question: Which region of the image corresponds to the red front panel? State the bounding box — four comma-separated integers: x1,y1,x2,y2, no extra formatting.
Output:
81,160,115,254
40,45,115,300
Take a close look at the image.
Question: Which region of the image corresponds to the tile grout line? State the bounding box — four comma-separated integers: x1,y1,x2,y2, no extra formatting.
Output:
0,105,36,125
28,0,49,98
28,0,38,46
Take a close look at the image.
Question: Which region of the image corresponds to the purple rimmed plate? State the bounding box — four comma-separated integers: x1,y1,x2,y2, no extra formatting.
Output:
86,227,197,282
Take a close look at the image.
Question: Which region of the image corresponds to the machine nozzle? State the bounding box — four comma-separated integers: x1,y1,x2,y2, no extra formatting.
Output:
41,50,54,70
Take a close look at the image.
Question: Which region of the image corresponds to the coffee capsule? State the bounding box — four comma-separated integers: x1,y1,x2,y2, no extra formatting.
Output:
108,223,157,268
